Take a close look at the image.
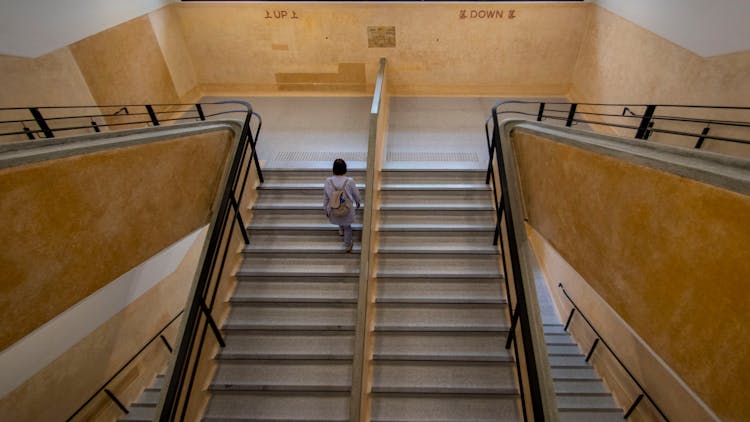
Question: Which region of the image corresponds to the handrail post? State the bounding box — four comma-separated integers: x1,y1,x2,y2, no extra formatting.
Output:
565,103,578,127
29,107,54,138
145,105,160,126
537,102,546,121
103,389,129,415
694,127,710,149
624,394,645,418
195,104,206,121
635,105,656,139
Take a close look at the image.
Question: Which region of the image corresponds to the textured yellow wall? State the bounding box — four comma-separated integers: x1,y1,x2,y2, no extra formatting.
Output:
0,227,206,421
0,130,234,350
175,2,590,96
511,129,750,421
149,6,201,102
69,15,181,106
570,6,750,157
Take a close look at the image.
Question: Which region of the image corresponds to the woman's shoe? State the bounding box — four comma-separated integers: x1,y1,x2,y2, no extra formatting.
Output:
338,227,344,236
344,243,353,252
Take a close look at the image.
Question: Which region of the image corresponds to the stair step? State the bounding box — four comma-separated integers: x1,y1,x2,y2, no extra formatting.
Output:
544,324,567,334
244,244,362,254
547,344,584,355
236,258,359,277
552,366,599,380
211,361,352,392
549,354,588,366
377,256,501,279
130,389,160,406
372,361,517,395
379,203,494,211
232,281,357,303
380,169,487,184
380,183,491,191
118,405,155,422
377,245,497,254
375,303,508,331
224,304,356,331
374,332,512,361
218,332,354,360
554,380,611,395
259,182,366,191
379,210,494,226
204,391,349,421
254,201,365,211
556,394,620,411
262,169,366,183
377,278,505,303
378,231,496,245
378,223,495,233
248,222,363,233
558,410,625,422
545,333,576,345
371,394,520,421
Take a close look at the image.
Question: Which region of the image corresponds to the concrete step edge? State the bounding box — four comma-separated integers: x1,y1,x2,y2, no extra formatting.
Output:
209,384,352,393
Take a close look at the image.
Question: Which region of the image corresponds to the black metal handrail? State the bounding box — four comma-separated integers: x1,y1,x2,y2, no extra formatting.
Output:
558,284,669,421
66,310,184,421
490,100,750,149
0,101,254,141
485,110,546,421
157,104,263,421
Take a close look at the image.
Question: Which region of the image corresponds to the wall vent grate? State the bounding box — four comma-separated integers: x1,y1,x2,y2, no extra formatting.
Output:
386,151,479,162
274,151,367,161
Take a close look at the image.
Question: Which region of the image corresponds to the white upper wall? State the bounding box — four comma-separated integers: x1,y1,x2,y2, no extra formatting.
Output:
0,0,174,58
595,0,750,57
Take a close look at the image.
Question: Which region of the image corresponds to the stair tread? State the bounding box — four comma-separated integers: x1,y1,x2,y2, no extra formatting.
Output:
380,204,494,211
375,298,506,304
244,244,362,253
373,353,513,362
371,386,518,395
378,223,494,231
380,183,491,191
259,183,366,190
249,223,363,230
204,391,350,421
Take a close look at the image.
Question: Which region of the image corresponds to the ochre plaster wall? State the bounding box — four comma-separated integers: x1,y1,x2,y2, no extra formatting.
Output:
149,6,201,102
175,2,591,96
69,14,181,106
570,6,750,157
527,226,714,422
0,130,234,350
510,129,750,421
0,227,206,421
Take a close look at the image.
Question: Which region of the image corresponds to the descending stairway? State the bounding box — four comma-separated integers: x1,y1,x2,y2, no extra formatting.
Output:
202,168,366,421
546,325,624,422
370,169,521,421
120,373,164,421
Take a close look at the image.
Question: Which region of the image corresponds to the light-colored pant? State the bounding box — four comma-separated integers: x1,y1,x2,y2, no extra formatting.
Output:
339,225,352,247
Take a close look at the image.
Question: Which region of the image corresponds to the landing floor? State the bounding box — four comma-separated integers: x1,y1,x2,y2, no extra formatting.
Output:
200,95,565,170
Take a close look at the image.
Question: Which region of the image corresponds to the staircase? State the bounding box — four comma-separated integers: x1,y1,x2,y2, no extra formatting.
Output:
369,169,521,420
202,168,365,421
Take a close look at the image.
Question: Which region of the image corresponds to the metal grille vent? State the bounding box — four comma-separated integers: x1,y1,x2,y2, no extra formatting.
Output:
274,151,367,161
386,151,480,162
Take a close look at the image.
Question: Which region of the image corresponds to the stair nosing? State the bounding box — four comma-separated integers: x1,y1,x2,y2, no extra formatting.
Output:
372,354,514,363
370,386,519,396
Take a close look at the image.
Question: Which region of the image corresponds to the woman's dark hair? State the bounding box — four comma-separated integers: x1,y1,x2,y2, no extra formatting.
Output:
333,158,347,175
